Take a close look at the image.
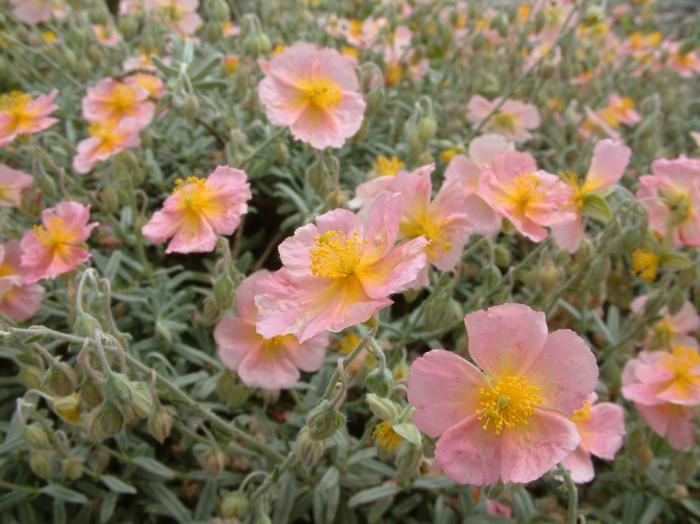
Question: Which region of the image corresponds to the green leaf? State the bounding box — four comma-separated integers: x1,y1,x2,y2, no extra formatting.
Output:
132,457,176,480
143,483,192,522
194,479,217,520
151,56,178,77
348,484,401,508
582,194,613,222
40,485,88,505
101,475,137,495
659,252,693,271
313,467,340,524
99,492,118,524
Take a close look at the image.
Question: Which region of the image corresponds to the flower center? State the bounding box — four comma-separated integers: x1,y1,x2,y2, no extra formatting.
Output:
372,421,403,452
661,346,700,385
492,111,517,133
476,374,542,434
109,84,139,117
89,121,124,153
34,216,75,252
299,77,343,112
0,263,14,278
172,177,214,213
0,91,32,129
502,173,543,218
309,230,363,279
630,248,659,282
262,335,295,353
375,155,404,176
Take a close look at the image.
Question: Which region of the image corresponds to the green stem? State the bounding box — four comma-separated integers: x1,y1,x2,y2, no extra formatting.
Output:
240,128,286,168
562,467,579,524
250,452,297,504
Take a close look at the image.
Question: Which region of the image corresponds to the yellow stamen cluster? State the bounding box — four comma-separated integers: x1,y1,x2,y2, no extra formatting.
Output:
263,335,295,353
661,346,700,385
630,248,659,282
298,77,343,112
476,374,542,434
88,121,123,153
172,177,213,213
491,111,517,133
33,215,74,251
0,91,32,130
309,230,363,279
502,173,544,218
561,170,586,209
374,155,405,177
372,421,403,452
109,84,139,117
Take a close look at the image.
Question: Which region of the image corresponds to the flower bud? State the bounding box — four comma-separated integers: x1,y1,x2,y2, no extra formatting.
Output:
73,312,102,338
99,186,120,214
294,428,325,467
130,382,155,418
148,406,174,443
25,423,51,449
209,0,230,21
30,449,54,480
80,380,103,409
44,361,77,397
366,393,399,421
306,158,332,198
418,117,437,144
54,394,82,425
674,452,697,483
221,491,250,519
213,271,235,309
307,400,345,440
396,442,422,480
62,456,84,481
182,94,200,120
88,401,124,442
103,373,135,410
37,173,57,199
325,189,348,210
19,365,43,390
366,367,394,397
198,448,227,476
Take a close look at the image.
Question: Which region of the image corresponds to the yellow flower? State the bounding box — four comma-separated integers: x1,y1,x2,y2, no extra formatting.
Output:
631,248,659,281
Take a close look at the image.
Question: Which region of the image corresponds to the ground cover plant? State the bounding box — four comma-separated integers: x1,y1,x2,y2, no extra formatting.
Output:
1,0,700,522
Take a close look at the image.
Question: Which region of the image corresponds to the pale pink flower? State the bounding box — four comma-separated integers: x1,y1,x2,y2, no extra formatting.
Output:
0,241,44,322
665,42,700,78
631,295,700,350
155,0,202,36
0,164,33,207
20,201,98,283
467,96,540,143
443,134,512,236
0,90,58,147
82,78,154,130
622,349,699,450
142,166,251,254
552,140,631,252
477,150,576,242
215,271,329,389
258,42,366,150
636,156,700,247
407,303,598,485
380,164,471,284
92,24,122,47
255,192,428,343
9,0,52,24
561,393,625,483
124,73,166,100
73,119,142,174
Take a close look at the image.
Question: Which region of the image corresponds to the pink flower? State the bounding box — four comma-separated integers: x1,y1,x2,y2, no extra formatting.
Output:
636,156,700,247
124,73,166,100
477,150,576,242
215,271,328,389
665,42,700,78
382,164,471,283
155,0,202,36
552,139,631,252
0,241,44,322
407,303,598,485
0,90,58,147
631,295,700,349
92,24,122,47
467,96,540,143
82,78,154,130
9,0,53,24
622,349,699,450
142,166,251,254
258,42,366,150
73,119,142,174
0,164,33,207
561,393,625,483
20,201,98,283
443,134,512,236
255,192,428,343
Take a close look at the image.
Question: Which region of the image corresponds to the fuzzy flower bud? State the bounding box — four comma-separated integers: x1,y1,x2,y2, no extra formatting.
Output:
366,367,394,397
216,371,253,408
148,406,175,444
130,382,155,419
30,449,54,480
24,423,51,449
54,394,82,425
198,448,227,476
62,456,84,481
366,393,400,421
396,442,422,480
220,491,250,519
294,428,325,467
88,401,124,442
44,362,77,397
307,400,345,440
103,372,135,410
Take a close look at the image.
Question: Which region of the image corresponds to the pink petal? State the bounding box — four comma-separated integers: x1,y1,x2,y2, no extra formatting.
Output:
561,446,595,483
584,139,631,192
